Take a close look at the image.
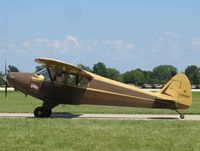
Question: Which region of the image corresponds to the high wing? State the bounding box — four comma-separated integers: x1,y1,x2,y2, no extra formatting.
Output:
35,58,93,80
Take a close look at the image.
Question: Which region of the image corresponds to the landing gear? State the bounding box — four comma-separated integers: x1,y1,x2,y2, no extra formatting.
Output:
174,109,185,119
34,107,52,118
45,109,52,117
34,100,59,118
180,114,185,119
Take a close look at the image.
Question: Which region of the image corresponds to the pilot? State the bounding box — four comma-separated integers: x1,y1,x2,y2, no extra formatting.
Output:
55,67,63,84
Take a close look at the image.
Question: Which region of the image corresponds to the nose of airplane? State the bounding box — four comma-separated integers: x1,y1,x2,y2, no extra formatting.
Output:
6,72,33,93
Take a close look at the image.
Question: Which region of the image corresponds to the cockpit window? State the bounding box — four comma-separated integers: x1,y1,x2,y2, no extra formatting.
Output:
67,74,77,86
77,76,89,88
35,66,89,88
35,68,50,81
65,73,89,88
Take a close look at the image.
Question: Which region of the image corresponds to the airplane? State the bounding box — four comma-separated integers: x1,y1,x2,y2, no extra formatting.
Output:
3,58,192,119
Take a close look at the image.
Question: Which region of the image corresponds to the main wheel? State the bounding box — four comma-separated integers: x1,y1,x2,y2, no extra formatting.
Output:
34,107,45,118
44,109,52,117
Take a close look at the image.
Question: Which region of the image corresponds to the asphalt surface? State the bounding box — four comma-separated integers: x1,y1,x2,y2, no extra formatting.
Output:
0,113,200,120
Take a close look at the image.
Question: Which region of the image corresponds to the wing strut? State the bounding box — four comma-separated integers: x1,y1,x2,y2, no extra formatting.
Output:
46,67,54,84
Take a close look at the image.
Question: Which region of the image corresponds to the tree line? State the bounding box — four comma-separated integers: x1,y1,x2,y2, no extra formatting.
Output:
78,63,200,88
0,63,200,88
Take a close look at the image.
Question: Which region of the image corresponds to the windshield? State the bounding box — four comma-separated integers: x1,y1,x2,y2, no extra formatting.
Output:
35,68,50,81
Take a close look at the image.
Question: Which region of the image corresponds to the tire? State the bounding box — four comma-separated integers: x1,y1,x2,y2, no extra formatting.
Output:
180,114,185,119
44,109,52,117
34,107,45,118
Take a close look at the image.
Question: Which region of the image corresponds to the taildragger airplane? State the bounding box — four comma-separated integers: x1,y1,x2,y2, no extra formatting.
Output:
3,58,192,119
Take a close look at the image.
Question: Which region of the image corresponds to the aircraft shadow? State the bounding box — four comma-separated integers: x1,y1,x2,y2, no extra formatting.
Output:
148,117,179,120
51,112,81,118
30,113,180,120
27,112,81,119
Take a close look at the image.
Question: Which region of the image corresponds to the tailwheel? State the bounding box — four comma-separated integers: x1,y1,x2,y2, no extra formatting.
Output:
34,107,52,118
174,109,185,119
180,114,185,119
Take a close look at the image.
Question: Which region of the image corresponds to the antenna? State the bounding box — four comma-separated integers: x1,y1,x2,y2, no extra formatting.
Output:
71,56,80,64
5,57,7,75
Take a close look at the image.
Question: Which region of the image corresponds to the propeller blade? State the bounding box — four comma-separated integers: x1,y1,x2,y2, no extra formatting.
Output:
1,76,6,82
5,81,7,98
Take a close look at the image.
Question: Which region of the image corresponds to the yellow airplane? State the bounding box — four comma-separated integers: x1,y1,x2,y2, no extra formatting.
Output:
4,58,192,119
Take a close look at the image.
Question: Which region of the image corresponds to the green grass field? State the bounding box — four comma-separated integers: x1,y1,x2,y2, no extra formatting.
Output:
0,91,199,114
0,119,200,151
0,92,200,151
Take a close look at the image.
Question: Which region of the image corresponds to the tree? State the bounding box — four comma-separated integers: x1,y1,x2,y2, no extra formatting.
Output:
185,65,200,85
152,65,177,84
122,69,146,86
131,69,146,86
106,68,120,81
8,65,19,72
77,64,92,72
143,71,154,84
92,62,107,77
122,71,132,84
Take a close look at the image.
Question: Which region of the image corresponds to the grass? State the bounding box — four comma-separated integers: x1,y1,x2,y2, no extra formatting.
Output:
0,91,200,114
0,92,200,151
0,119,200,151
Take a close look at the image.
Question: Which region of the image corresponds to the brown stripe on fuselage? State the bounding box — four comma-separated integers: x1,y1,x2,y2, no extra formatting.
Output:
176,103,190,109
152,99,176,109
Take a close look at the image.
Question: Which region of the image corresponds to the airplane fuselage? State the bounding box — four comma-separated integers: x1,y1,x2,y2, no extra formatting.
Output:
5,58,192,118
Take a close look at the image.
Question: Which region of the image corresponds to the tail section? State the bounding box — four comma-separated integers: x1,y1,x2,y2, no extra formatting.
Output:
157,73,192,109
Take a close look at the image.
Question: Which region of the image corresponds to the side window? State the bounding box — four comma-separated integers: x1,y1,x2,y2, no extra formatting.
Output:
67,74,77,86
66,73,89,88
78,76,89,88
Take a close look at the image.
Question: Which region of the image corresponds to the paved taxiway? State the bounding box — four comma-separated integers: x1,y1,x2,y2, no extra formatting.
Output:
0,113,200,120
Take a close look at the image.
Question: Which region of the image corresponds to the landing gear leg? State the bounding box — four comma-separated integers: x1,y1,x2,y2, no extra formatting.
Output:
174,109,185,119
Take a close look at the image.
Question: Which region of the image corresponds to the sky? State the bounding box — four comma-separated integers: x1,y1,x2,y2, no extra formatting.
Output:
1,0,200,73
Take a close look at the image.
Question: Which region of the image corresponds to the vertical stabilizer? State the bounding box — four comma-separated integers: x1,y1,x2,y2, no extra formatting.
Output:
158,73,192,109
